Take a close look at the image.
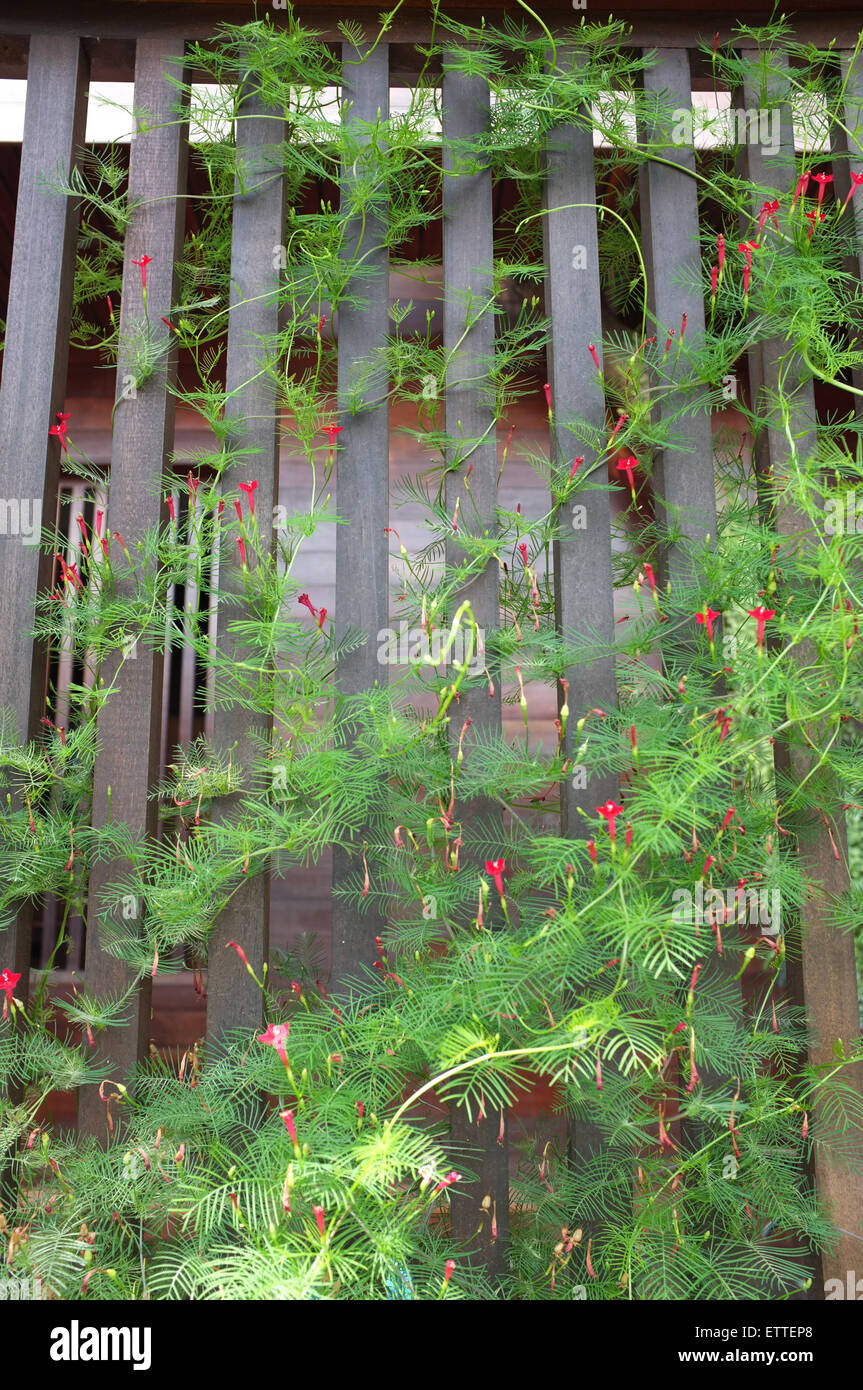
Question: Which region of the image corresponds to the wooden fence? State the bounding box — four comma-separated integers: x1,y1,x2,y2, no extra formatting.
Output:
0,1,862,1292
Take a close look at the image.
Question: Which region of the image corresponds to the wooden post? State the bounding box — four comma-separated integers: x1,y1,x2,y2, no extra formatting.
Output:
542,58,620,1180
0,36,88,997
442,62,509,1281
742,60,863,1294
205,74,286,1049
330,41,391,986
79,37,189,1137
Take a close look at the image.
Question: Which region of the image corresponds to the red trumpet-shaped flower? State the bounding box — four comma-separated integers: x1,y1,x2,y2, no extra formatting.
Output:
543,381,552,412
811,171,833,210
237,536,247,572
298,592,318,620
596,800,624,844
312,1205,326,1238
0,969,21,999
131,254,153,291
695,606,720,644
485,858,505,896
791,170,811,211
443,1258,456,1286
839,170,863,217
616,455,639,508
434,1170,462,1193
805,209,825,239
747,605,775,649
710,265,719,300
757,198,780,235
280,1109,300,1152
258,1021,291,1069
737,240,759,270
239,480,258,517
49,419,69,455
587,342,601,372
322,424,344,447
716,233,725,275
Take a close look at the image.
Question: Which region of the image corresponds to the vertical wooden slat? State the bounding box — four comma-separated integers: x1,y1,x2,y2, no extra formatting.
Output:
542,57,620,1183
78,37,189,1135
639,50,718,583
742,60,863,1293
833,51,863,400
331,41,391,984
640,51,738,1129
0,36,88,995
205,75,286,1047
442,62,509,1280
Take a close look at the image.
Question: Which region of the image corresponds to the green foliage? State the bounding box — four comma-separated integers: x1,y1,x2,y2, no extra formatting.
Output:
2,5,863,1301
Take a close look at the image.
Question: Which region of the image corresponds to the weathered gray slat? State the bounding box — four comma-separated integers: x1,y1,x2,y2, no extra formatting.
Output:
78,37,189,1136
331,42,390,985
743,62,863,1294
639,49,718,583
639,51,739,1135
833,51,863,399
542,66,621,1201
205,77,286,1048
442,63,509,1280
543,78,619,839
0,36,88,996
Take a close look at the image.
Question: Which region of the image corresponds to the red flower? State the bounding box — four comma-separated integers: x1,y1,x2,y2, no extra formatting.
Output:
717,233,725,273
518,541,529,569
257,1021,290,1069
317,607,327,630
616,456,639,507
569,456,584,478
737,240,759,269
587,342,600,372
485,858,505,896
312,1205,326,1238
840,171,863,215
237,536,247,571
695,606,720,644
608,412,628,448
757,198,780,234
643,562,657,594
596,800,624,844
226,939,249,967
812,171,833,209
805,209,825,239
434,1170,461,1193
587,839,597,865
280,1109,299,1150
131,254,153,291
323,425,344,447
543,382,552,411
791,170,811,211
298,593,318,620
443,1258,456,1286
710,265,719,299
166,494,175,522
720,807,736,833
48,420,69,455
0,969,21,999
239,480,258,517
747,605,775,649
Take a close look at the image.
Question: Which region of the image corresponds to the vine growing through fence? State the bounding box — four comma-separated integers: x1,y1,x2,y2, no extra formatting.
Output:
2,5,863,1299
